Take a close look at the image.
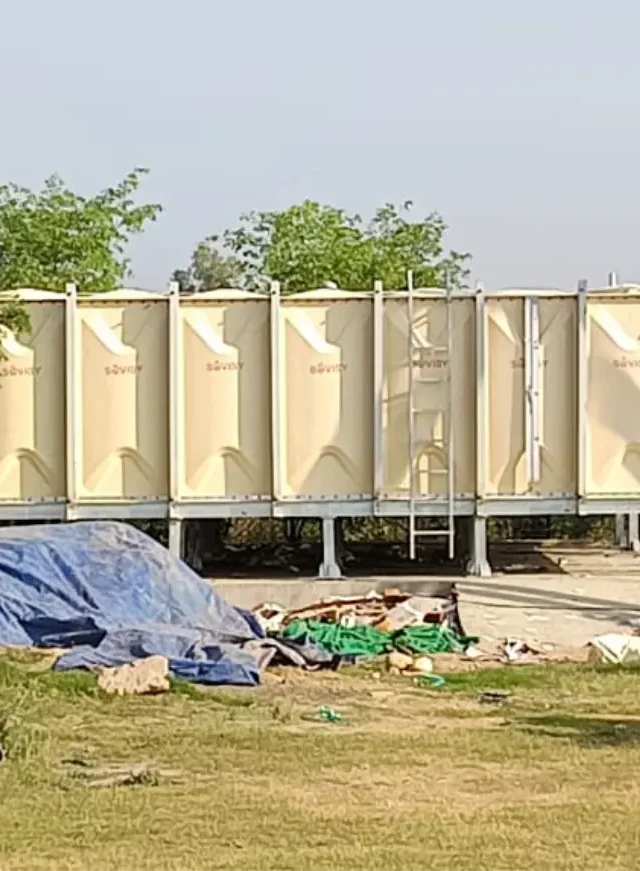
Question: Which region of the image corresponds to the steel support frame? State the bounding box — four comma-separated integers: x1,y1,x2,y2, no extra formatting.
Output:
470,284,493,577
168,281,182,557
64,284,78,522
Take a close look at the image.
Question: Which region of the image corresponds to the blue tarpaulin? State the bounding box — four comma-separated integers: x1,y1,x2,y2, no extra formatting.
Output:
0,521,265,686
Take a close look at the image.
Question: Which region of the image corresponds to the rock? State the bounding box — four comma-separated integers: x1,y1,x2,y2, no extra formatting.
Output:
387,651,414,672
411,655,434,674
97,655,170,696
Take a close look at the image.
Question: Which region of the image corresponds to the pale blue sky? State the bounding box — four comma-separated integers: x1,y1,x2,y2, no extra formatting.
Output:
1,0,638,289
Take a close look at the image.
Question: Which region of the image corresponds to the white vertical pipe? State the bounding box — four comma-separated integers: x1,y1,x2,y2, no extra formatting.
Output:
474,281,487,505
64,282,78,519
407,270,416,560
577,279,588,513
269,281,282,503
605,270,627,544
609,271,626,544
524,296,541,484
445,272,455,559
373,280,384,504
168,281,180,507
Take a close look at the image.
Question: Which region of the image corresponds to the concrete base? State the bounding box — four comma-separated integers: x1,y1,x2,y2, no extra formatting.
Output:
318,517,342,578
213,576,455,611
213,573,640,648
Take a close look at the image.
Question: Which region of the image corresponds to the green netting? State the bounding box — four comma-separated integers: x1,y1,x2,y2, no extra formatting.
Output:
282,619,478,658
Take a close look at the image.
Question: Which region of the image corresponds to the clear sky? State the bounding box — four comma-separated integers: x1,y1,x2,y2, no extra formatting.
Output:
1,0,638,290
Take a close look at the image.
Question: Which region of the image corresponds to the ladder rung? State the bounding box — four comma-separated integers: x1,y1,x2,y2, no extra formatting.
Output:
411,468,449,475
411,529,452,537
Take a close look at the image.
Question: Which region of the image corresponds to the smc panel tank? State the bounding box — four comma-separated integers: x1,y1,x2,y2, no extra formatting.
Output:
277,290,373,498
485,294,576,496
178,291,271,499
0,291,65,501
76,291,168,500
382,295,475,497
586,295,640,496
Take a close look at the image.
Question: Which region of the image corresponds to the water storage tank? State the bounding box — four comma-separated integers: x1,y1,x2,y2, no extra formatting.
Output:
177,290,271,499
485,293,576,496
76,290,168,500
0,290,65,501
586,293,640,496
382,293,475,498
277,289,373,498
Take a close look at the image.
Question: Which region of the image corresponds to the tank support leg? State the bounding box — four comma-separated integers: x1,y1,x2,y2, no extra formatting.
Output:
318,518,342,579
168,518,183,560
615,514,627,548
629,513,640,554
466,516,492,577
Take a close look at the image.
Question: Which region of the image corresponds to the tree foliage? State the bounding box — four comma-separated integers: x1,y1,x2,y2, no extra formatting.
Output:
218,199,469,294
0,168,161,295
0,167,161,344
172,235,243,292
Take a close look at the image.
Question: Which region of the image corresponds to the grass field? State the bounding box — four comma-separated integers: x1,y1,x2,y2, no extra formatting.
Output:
2,650,640,871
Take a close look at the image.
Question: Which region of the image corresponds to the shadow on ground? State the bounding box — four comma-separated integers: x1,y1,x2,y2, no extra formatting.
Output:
515,713,640,748
195,541,566,579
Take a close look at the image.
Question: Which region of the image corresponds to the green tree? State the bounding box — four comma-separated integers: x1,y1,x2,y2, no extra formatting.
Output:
219,199,469,294
0,167,162,339
172,235,243,293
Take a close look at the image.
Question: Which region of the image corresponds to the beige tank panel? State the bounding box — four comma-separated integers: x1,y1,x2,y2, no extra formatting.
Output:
0,301,65,500
9,288,640,511
278,297,373,497
178,298,271,498
76,299,168,500
586,298,640,495
486,296,576,495
382,297,475,496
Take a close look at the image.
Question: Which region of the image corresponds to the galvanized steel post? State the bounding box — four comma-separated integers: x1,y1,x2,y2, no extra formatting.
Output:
609,271,627,545
167,281,182,558
607,271,638,549
269,281,282,506
373,280,384,512
469,281,491,577
64,283,78,522
577,279,588,516
319,517,341,579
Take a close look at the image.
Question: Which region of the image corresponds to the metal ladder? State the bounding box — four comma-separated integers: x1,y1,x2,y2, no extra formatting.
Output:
407,270,455,561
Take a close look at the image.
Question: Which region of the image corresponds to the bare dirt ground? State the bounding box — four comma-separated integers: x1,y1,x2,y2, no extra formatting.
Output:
459,541,640,648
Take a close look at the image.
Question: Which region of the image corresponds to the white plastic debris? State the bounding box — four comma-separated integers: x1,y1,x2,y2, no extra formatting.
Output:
587,633,640,664
503,638,527,662
412,655,434,674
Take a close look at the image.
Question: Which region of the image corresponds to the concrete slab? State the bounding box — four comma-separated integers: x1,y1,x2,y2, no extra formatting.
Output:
213,577,455,611
213,573,640,648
